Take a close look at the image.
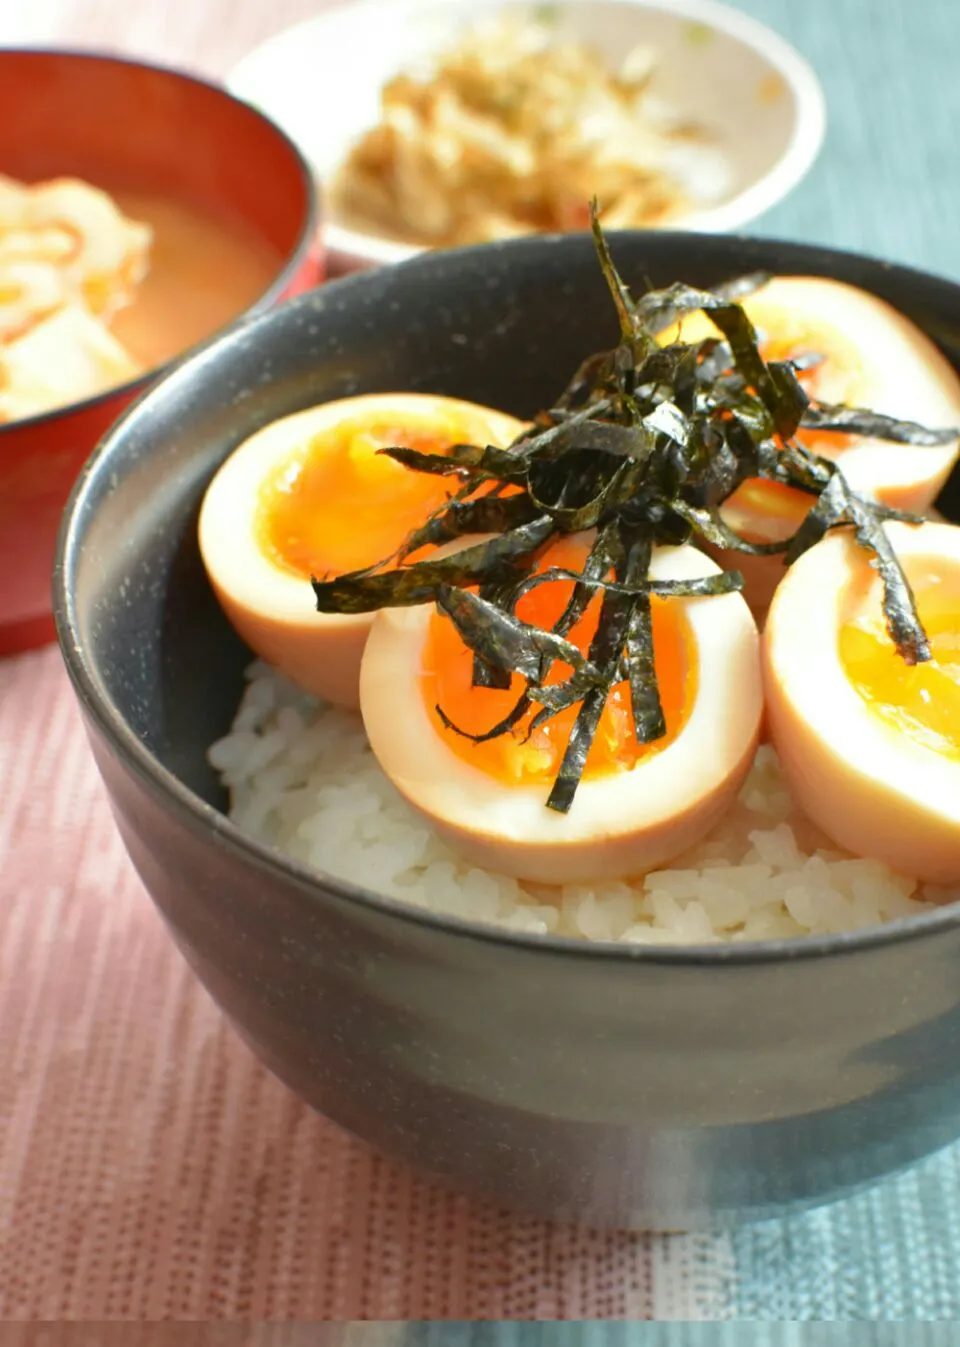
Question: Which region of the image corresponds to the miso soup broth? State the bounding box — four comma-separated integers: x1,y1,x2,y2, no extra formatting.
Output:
110,189,284,370
0,174,286,423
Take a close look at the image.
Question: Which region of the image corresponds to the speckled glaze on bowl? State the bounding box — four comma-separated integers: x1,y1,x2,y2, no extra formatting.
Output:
55,231,960,1230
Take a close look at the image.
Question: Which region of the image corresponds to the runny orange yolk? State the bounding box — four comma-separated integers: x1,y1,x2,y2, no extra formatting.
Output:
840,574,960,756
421,537,698,787
255,413,479,578
726,477,813,538
723,330,857,537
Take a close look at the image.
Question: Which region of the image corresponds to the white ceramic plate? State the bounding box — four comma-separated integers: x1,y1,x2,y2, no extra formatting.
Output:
228,0,827,273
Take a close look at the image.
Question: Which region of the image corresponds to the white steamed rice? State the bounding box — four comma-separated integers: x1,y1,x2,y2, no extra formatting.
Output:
208,660,954,944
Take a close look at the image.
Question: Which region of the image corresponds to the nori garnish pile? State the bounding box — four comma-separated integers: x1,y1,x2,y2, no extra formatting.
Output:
312,207,959,812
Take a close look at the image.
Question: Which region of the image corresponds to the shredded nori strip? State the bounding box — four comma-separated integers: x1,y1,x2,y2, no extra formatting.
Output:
799,403,959,445
311,206,960,811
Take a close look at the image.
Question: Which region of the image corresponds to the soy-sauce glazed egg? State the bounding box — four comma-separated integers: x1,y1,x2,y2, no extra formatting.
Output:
199,393,525,706
764,520,960,885
663,277,960,612
359,534,762,885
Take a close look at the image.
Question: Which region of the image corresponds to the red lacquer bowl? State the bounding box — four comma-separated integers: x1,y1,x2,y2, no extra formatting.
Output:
0,49,322,655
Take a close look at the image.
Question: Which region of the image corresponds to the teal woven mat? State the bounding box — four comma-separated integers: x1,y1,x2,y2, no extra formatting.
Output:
391,1330,959,1344
735,0,960,281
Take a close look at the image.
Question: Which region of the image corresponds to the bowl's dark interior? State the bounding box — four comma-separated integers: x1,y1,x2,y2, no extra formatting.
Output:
60,230,960,822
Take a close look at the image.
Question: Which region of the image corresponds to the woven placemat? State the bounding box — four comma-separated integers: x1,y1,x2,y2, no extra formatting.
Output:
3,0,960,1321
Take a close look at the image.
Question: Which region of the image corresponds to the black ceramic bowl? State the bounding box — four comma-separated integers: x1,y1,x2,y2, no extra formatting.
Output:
54,232,960,1231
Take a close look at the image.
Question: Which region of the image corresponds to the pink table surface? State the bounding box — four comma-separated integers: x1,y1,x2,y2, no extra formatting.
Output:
0,0,692,1320
0,649,672,1318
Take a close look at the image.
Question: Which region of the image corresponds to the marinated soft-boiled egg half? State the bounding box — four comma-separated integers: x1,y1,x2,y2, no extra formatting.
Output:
764,520,960,885
663,277,960,612
198,393,525,706
359,534,762,884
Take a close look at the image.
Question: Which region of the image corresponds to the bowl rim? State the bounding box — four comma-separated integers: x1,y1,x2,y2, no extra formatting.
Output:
54,227,960,968
227,0,827,270
0,45,320,439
